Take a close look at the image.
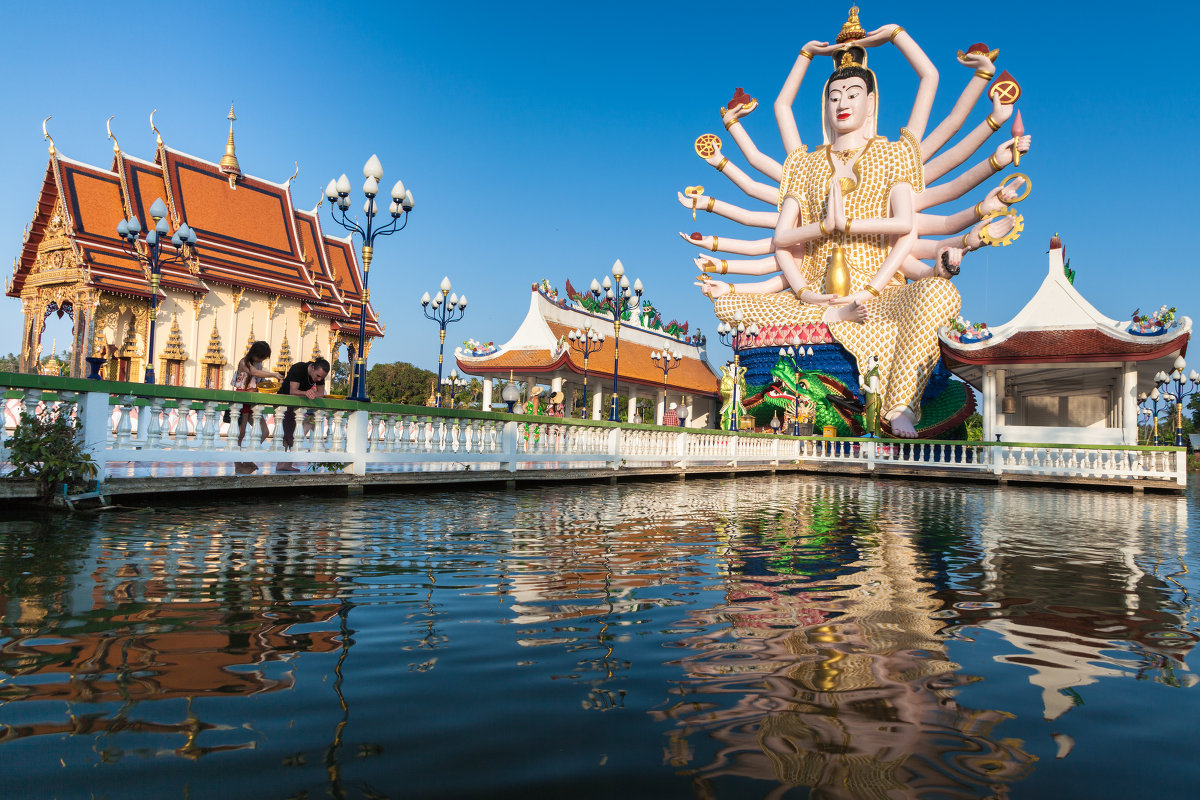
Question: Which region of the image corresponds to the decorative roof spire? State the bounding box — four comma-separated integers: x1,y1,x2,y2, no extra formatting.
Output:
218,103,242,189
276,329,292,373
42,116,55,156
150,108,163,147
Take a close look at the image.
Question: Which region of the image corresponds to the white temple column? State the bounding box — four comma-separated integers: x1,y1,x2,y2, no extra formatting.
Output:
482,378,493,411
995,370,1006,438
627,389,638,423
566,382,577,417
656,389,666,425
982,369,995,443
1121,362,1138,445
591,389,603,420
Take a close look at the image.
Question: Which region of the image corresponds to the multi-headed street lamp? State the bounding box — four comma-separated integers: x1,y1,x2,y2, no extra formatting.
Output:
1138,387,1171,445
441,369,467,409
116,198,198,384
324,155,415,402
588,259,643,422
567,326,604,418
778,342,815,435
716,310,760,432
650,345,682,423
1154,357,1200,446
421,277,468,408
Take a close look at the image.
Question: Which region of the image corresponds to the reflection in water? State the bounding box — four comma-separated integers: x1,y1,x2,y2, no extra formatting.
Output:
0,479,1195,799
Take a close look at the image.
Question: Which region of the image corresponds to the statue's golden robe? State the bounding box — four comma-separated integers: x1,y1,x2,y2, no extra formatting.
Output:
714,129,960,422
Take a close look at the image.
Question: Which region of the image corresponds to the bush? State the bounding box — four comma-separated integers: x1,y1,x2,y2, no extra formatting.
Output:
5,406,98,498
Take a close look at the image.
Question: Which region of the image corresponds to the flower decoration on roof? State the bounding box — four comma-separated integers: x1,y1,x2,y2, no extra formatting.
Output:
459,338,497,357
944,316,993,343
538,278,558,300
1128,306,1178,336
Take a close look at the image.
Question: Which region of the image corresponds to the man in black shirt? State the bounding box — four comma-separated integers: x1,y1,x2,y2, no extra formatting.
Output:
276,357,329,472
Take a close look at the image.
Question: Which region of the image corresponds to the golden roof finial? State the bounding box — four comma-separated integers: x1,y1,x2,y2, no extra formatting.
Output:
150,108,163,147
42,116,55,156
837,5,866,43
218,102,242,189
288,161,299,185
106,116,121,155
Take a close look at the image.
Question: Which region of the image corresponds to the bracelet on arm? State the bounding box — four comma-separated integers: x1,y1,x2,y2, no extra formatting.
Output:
864,284,880,298
800,50,814,61
975,69,995,80
819,219,829,236
716,157,729,172
844,218,853,235
705,197,716,212
794,286,810,300
988,154,1003,172
719,259,728,274
962,232,972,249
985,115,1001,132
711,235,719,252
728,282,736,294
723,117,738,131
889,26,905,43
974,201,986,220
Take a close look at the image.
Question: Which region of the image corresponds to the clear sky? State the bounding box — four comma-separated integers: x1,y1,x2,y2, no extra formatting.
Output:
3,1,1198,373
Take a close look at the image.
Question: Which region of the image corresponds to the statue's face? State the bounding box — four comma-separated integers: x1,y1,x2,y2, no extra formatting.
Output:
826,77,873,135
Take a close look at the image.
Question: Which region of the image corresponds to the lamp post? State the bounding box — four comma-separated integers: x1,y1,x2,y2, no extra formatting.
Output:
502,372,521,413
716,310,760,431
650,345,682,423
324,155,414,402
588,259,643,422
441,369,467,409
778,342,814,435
116,198,198,384
421,277,468,408
567,326,604,418
1155,357,1200,446
1138,388,1170,445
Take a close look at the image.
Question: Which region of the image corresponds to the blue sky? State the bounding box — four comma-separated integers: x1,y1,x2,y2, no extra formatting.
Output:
4,1,1198,371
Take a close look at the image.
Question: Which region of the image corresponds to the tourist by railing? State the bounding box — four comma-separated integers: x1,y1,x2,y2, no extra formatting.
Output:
0,372,1187,488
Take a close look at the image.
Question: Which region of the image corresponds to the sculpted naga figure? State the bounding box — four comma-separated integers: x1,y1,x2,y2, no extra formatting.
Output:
684,7,1031,437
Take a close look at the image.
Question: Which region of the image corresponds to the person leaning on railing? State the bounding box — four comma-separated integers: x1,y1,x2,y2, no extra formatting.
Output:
274,357,330,473
232,341,284,474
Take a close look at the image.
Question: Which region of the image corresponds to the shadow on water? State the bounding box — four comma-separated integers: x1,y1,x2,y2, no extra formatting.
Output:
0,479,1196,799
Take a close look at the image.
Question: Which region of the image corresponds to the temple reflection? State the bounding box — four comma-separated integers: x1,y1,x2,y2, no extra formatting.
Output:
0,513,353,755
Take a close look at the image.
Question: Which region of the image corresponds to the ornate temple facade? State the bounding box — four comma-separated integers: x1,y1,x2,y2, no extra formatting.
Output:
7,112,381,386
456,281,721,426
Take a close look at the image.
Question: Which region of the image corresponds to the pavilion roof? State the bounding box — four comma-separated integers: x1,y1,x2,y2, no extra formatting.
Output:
940,242,1191,387
455,284,720,396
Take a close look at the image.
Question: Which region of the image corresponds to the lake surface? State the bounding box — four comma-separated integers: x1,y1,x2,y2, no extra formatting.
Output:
0,476,1196,799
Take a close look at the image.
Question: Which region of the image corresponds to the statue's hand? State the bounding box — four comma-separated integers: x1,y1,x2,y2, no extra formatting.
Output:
803,40,836,56
826,180,844,232
859,25,902,47
680,231,715,250
801,290,844,307
989,92,1015,123
991,135,1031,168
957,51,994,72
695,279,731,299
936,247,963,278
998,174,1027,204
694,256,719,272
678,190,708,210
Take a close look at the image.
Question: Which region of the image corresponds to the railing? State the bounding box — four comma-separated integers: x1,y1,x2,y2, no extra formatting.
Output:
0,373,1187,487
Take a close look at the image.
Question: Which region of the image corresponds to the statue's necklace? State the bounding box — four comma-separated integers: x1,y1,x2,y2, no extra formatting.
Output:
831,145,864,164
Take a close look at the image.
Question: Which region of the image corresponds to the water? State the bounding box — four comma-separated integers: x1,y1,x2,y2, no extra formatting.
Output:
0,476,1196,799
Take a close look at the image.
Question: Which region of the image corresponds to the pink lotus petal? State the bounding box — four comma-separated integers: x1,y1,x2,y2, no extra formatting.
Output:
1011,109,1024,137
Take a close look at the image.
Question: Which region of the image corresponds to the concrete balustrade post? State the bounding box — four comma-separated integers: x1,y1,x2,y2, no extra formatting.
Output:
500,420,519,472
78,390,112,483
346,408,369,476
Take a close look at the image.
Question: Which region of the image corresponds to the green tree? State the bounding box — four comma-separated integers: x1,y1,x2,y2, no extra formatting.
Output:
365,361,438,405
0,353,18,373
965,412,983,441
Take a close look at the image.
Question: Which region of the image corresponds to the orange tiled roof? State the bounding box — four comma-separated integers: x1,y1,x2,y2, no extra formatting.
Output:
10,144,383,340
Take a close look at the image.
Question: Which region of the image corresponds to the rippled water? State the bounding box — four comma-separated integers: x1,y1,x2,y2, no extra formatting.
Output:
0,476,1196,799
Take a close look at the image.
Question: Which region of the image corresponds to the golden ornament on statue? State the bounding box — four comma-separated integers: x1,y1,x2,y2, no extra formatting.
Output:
837,6,866,43
979,209,1024,247
694,133,722,159
824,246,851,296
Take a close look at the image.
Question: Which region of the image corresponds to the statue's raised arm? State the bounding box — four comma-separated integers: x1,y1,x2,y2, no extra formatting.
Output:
856,21,939,142
774,40,837,154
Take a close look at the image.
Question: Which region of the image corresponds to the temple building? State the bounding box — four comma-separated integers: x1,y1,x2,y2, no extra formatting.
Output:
456,280,721,426
940,237,1191,445
7,109,381,385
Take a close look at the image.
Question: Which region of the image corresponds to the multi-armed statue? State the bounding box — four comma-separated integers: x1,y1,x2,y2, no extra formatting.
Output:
684,7,1031,437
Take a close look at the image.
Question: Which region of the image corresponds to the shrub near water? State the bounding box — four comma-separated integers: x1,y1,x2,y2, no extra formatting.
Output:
5,407,98,498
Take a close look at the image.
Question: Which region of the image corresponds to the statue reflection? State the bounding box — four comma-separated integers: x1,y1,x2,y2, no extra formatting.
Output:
655,481,1038,798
